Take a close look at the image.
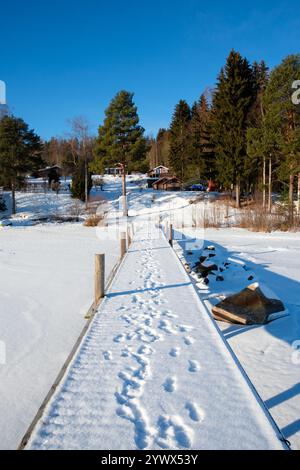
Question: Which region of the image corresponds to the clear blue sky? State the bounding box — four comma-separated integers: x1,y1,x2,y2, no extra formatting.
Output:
0,0,299,140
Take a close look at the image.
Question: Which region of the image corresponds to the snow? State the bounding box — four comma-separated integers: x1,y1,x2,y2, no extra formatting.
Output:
26,226,285,450
1,177,299,450
0,223,119,450
174,227,300,450
1,191,83,226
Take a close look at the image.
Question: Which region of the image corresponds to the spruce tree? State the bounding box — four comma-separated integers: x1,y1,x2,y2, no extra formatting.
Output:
212,50,256,206
190,94,215,181
247,61,271,208
190,100,205,178
0,115,43,213
91,91,147,174
147,129,170,169
169,100,191,181
262,55,300,209
71,159,92,202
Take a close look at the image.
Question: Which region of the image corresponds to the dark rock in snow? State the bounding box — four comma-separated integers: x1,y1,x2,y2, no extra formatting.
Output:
203,277,210,285
216,276,224,282
208,253,216,258
212,283,285,325
248,275,254,281
200,256,207,263
194,263,218,278
205,245,215,251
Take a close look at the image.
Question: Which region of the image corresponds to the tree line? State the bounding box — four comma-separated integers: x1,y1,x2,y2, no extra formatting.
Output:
1,50,299,213
150,51,300,209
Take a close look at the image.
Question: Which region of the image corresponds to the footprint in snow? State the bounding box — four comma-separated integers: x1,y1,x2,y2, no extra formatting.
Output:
137,345,154,356
169,347,181,358
144,317,153,326
156,414,193,449
117,306,127,312
185,402,205,422
121,347,132,358
177,324,194,333
163,376,177,393
188,360,200,373
158,319,177,335
183,336,195,346
162,310,178,319
114,334,126,343
103,350,113,361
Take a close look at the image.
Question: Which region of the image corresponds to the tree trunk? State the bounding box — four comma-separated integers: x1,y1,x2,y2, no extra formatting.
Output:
122,168,128,217
268,158,272,213
11,180,16,215
85,157,88,210
297,173,300,216
262,156,266,210
289,174,294,204
289,174,294,221
236,179,240,209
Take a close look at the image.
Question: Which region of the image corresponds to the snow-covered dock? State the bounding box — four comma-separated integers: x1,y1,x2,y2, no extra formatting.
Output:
25,226,286,450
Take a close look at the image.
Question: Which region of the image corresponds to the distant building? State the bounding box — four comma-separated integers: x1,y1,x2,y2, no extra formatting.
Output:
35,165,62,181
152,176,181,191
104,168,122,176
147,165,170,179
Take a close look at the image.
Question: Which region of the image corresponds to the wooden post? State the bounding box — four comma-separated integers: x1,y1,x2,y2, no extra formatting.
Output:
120,232,127,259
127,225,132,247
169,224,173,247
95,254,105,304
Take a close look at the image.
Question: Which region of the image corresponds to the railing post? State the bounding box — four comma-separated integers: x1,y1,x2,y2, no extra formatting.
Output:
169,223,173,247
127,225,132,247
95,254,105,304
120,232,127,259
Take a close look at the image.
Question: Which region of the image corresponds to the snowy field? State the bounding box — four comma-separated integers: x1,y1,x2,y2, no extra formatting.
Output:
0,192,119,449
174,228,300,450
1,177,299,449
1,190,81,226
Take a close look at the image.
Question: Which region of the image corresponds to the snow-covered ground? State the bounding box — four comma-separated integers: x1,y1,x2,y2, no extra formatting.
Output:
26,226,285,450
174,228,300,450
0,188,121,449
1,177,299,449
0,224,119,450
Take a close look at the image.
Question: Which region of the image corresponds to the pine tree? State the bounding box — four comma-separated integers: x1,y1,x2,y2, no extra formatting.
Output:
169,100,191,181
262,55,300,211
91,91,147,174
0,115,43,213
211,50,256,206
190,101,205,178
147,129,170,169
190,94,215,181
247,61,271,208
71,159,92,201
156,129,170,167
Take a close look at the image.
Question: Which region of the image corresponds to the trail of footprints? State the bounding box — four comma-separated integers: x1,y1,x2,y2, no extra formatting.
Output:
105,237,205,449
